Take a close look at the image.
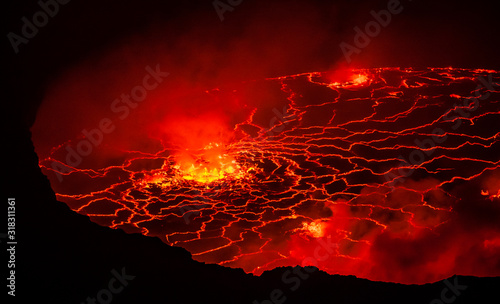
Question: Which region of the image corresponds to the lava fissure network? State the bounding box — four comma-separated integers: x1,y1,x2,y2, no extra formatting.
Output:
36,67,500,284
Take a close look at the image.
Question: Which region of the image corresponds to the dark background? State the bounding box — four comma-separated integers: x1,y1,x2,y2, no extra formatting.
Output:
3,0,499,303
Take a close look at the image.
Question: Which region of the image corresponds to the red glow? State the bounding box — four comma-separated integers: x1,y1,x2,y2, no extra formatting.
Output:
33,67,500,284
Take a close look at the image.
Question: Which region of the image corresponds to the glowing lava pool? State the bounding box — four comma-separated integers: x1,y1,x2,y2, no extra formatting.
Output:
35,67,500,284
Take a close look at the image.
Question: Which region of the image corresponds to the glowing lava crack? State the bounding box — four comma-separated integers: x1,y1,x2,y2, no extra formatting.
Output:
36,67,500,284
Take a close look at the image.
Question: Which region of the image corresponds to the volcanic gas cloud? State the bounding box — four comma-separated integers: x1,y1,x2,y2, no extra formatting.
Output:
33,65,500,284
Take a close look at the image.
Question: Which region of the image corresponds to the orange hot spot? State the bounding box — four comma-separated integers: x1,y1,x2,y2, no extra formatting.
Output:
302,220,326,238
326,70,369,88
481,189,500,200
351,73,368,85
175,143,250,184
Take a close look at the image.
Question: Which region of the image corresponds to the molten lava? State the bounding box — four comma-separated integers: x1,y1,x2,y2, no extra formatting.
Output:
174,143,250,184
34,67,500,284
301,220,327,238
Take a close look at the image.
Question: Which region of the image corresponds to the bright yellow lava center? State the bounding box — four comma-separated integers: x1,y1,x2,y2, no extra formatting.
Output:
302,221,326,238
176,143,252,184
